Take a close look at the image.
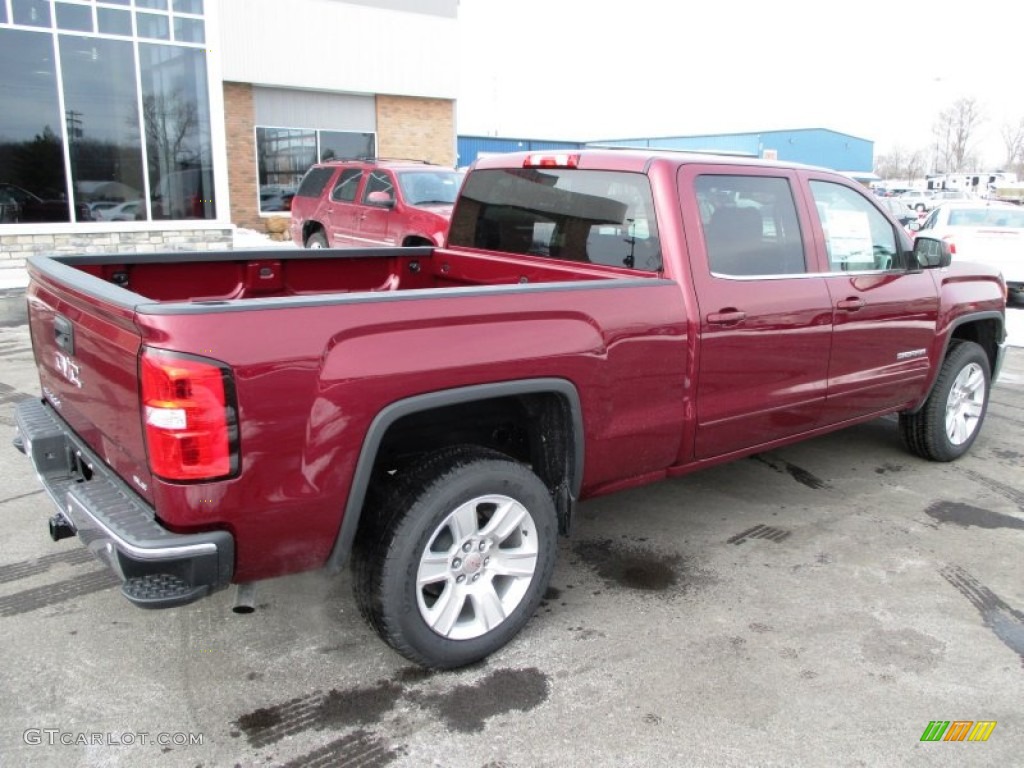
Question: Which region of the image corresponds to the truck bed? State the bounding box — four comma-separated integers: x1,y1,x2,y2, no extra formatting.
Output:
50,246,641,305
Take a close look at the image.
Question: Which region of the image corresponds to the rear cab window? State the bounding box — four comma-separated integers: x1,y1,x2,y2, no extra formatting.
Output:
448,168,663,272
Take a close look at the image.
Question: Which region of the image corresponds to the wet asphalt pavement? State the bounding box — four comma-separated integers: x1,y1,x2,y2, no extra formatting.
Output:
0,290,1022,767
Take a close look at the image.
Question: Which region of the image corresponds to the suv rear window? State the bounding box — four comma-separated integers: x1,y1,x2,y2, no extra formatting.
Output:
448,168,662,272
296,167,336,198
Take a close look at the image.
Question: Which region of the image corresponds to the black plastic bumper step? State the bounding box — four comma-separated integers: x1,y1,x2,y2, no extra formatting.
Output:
122,574,209,609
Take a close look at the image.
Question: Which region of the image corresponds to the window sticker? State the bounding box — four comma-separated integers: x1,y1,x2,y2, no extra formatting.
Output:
823,208,874,265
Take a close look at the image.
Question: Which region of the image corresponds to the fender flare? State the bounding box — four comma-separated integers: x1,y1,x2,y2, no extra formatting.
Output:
325,378,584,571
905,310,1006,414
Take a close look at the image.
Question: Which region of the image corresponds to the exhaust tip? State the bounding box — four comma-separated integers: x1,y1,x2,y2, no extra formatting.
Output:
232,582,257,614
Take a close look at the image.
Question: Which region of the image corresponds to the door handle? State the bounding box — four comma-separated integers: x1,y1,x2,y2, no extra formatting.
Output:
836,298,865,311
707,310,747,325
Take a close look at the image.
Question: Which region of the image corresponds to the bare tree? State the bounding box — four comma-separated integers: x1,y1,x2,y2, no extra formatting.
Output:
874,145,928,180
933,97,984,173
142,93,200,172
1001,117,1024,174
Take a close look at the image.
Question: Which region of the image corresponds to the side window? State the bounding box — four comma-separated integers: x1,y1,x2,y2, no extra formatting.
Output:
330,169,362,202
809,181,899,271
695,175,805,277
363,171,394,204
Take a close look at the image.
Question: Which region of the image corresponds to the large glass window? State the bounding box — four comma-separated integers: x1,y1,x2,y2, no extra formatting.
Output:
12,0,51,28
55,2,93,32
256,127,374,214
1,3,215,226
61,35,147,221
0,28,73,223
140,43,215,220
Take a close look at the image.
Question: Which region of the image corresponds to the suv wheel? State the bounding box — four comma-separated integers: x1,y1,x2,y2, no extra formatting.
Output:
305,231,327,249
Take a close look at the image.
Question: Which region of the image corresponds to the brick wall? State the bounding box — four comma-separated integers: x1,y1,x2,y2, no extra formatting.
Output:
224,82,261,231
376,96,456,167
0,228,234,271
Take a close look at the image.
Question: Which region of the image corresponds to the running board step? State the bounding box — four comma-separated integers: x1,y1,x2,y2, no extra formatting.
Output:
122,574,209,609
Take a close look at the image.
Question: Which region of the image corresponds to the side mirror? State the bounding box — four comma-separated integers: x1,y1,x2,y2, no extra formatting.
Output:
911,236,952,269
367,191,394,207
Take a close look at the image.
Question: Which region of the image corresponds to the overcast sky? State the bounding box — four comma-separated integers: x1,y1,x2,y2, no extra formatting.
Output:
457,0,1023,166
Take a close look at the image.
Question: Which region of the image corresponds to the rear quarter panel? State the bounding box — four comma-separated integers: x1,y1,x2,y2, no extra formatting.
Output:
138,280,690,582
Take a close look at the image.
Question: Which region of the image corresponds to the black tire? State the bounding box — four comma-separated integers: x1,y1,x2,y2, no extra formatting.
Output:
305,230,327,249
899,340,990,461
352,446,558,669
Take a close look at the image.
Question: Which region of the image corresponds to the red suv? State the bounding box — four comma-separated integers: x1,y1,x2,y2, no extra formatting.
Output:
290,159,463,249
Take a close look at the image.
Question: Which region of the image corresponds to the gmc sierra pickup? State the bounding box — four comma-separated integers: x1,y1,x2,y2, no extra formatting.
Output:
13,150,1007,668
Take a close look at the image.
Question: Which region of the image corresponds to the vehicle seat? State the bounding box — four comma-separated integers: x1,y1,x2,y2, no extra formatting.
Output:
705,206,764,275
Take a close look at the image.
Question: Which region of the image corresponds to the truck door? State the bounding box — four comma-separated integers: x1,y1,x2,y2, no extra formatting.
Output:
356,170,398,246
678,167,833,460
804,177,939,419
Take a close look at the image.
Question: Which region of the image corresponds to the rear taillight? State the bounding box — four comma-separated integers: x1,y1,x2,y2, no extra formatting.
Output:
140,348,238,481
942,234,956,254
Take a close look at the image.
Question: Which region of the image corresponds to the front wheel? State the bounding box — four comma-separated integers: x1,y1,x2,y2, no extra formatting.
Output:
352,446,558,669
899,340,991,461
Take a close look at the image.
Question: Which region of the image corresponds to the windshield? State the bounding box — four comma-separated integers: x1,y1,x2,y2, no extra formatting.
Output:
396,170,464,205
448,167,662,272
947,208,1024,228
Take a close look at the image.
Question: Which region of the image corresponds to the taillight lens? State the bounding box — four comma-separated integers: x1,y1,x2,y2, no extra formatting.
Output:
942,234,956,254
140,349,238,481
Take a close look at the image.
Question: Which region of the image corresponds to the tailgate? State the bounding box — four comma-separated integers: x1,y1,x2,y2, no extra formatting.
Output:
27,275,154,502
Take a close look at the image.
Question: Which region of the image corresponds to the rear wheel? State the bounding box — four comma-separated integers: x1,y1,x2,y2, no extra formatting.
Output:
305,230,327,249
899,340,990,461
352,446,558,669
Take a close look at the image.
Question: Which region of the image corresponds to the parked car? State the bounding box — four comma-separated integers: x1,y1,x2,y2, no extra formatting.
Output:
0,182,91,222
97,200,143,221
87,201,120,218
898,189,934,212
290,158,464,248
928,189,976,205
912,201,1024,303
260,191,294,212
880,197,920,230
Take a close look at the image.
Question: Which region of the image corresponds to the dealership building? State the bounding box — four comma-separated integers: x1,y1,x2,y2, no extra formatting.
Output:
1,0,877,282
0,0,459,273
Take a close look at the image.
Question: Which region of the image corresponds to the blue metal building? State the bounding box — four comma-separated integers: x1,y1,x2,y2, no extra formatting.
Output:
457,135,584,167
458,128,873,175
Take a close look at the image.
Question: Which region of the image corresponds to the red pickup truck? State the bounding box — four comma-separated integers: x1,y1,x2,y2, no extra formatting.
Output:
13,150,1007,669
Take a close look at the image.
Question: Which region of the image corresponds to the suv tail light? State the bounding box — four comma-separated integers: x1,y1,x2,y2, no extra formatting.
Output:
942,234,956,254
140,348,239,481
